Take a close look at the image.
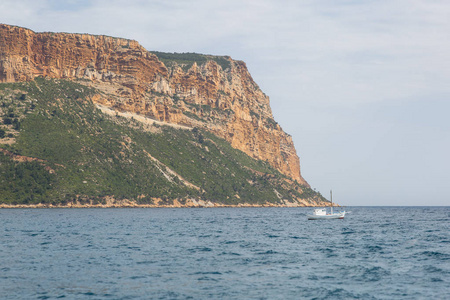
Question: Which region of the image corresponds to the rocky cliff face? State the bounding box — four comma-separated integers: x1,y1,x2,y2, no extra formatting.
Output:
0,24,308,185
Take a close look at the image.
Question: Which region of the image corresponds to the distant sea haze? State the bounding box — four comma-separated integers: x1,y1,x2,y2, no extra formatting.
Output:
1,207,449,299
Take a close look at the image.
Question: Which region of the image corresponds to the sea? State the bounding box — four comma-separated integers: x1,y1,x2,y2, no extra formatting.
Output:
0,207,449,299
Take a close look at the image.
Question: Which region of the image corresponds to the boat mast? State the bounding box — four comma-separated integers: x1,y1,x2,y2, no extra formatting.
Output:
330,190,333,214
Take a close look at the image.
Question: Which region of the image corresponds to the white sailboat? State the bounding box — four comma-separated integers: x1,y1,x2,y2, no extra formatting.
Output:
307,190,346,220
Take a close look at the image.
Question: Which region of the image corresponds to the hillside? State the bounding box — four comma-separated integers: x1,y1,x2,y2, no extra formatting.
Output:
0,24,328,207
0,78,326,206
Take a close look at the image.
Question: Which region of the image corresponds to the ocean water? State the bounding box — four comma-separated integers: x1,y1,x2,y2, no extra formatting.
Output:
0,207,449,299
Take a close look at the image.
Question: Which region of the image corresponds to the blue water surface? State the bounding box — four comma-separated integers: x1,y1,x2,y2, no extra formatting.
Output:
0,207,449,299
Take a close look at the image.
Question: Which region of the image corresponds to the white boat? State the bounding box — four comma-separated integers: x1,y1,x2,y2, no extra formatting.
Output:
307,190,346,220
307,208,346,220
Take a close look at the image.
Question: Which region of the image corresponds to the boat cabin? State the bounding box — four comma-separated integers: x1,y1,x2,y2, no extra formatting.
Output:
312,208,327,216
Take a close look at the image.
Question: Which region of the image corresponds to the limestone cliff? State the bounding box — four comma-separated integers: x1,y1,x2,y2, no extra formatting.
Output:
0,24,308,185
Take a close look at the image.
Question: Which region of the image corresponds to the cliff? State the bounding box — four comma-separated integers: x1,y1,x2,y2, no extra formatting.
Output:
0,24,308,186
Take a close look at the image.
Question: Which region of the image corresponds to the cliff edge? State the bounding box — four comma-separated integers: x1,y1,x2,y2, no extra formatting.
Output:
0,24,308,186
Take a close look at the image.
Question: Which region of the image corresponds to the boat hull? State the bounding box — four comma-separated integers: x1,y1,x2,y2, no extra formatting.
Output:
307,212,345,220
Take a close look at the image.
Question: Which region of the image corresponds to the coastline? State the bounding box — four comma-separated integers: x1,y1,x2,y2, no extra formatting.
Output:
0,203,313,209
0,198,333,208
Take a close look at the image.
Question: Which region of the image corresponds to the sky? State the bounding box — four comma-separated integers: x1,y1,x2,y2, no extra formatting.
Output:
1,0,449,206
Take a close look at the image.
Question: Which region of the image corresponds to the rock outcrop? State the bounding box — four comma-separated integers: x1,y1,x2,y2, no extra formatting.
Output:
0,24,308,185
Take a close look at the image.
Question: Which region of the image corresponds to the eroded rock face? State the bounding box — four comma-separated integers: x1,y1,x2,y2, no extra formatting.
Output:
0,24,308,185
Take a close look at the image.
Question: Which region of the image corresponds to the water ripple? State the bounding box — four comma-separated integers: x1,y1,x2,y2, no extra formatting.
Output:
0,207,449,299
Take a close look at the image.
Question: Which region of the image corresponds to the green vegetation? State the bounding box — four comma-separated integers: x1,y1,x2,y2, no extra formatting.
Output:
0,153,54,204
151,51,231,72
0,78,325,205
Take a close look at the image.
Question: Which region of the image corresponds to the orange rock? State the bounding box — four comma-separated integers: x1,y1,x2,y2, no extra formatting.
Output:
0,24,308,185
